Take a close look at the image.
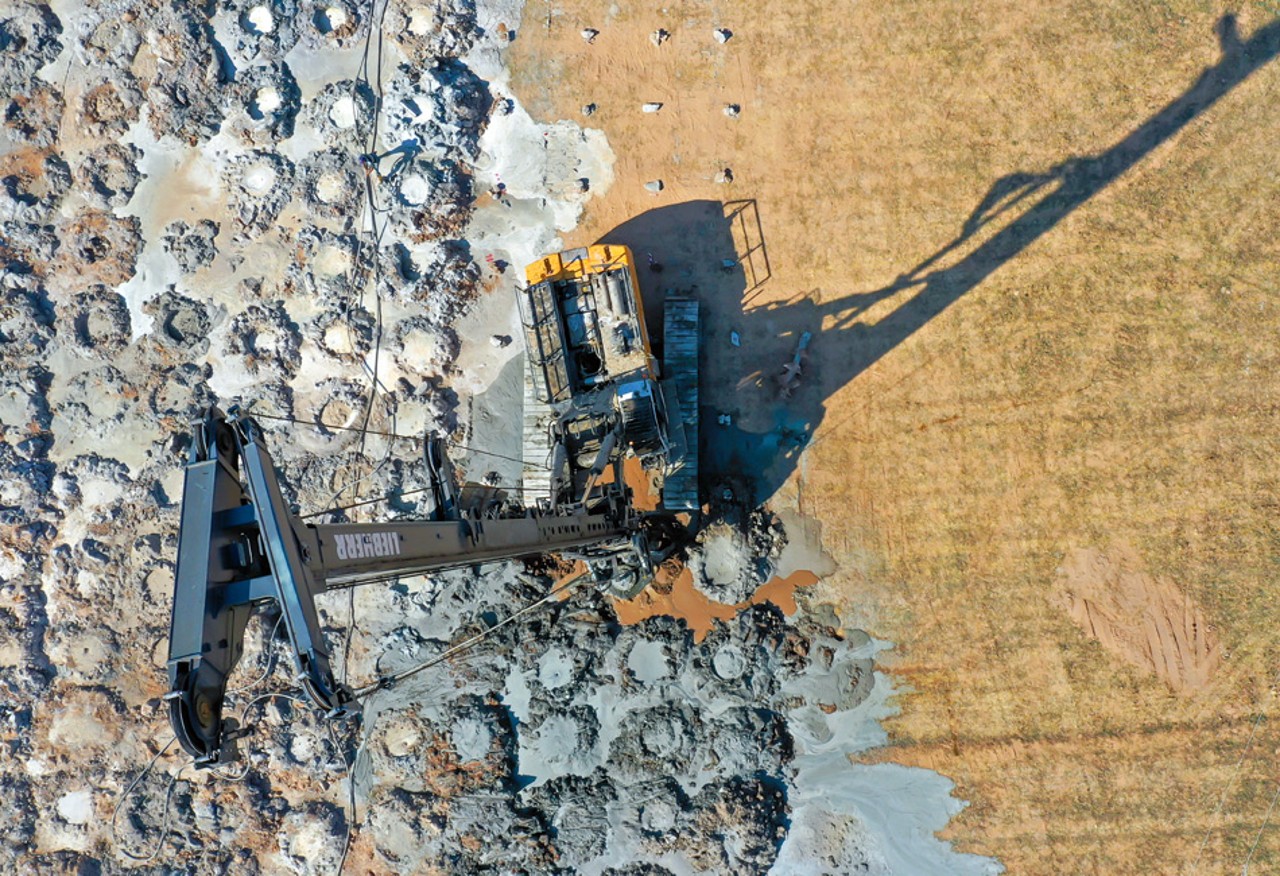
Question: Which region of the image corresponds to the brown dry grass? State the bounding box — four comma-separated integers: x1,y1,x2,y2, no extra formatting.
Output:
510,2,1280,873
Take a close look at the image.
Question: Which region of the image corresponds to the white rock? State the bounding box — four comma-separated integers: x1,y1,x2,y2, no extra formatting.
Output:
642,102,663,113
628,640,670,682
290,731,318,761
320,6,348,33
329,95,356,129
399,174,431,206
323,323,356,355
408,6,434,36
538,647,573,688
314,172,346,204
242,162,277,195
581,28,599,43
315,245,351,277
246,5,275,34
254,87,282,115
724,103,741,118
283,816,330,861
57,790,93,825
384,721,421,757
712,644,748,679
714,28,733,44
644,179,664,193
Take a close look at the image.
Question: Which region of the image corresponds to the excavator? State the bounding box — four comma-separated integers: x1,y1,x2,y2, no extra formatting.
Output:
165,244,700,768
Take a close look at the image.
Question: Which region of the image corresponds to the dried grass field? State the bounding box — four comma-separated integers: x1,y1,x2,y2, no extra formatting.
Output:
511,2,1280,872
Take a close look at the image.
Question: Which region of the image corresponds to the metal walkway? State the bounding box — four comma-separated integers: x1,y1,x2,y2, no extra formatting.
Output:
521,355,554,501
661,295,699,512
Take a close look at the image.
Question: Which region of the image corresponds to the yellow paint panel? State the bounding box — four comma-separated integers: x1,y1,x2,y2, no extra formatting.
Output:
522,243,653,362
525,244,637,284
523,251,563,285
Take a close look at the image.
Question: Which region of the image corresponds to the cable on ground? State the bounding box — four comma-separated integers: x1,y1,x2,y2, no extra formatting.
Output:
252,411,539,468
110,735,191,863
226,614,286,696
1190,669,1280,873
352,571,589,699
1242,778,1280,874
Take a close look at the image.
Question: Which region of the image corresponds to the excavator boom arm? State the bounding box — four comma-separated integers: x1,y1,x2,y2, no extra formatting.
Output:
310,515,628,587
166,407,639,767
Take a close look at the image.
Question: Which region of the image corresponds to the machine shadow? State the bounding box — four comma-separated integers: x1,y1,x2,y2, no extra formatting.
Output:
597,14,1280,509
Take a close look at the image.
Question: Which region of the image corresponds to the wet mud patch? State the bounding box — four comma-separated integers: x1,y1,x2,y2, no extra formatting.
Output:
310,302,377,361
230,59,302,143
144,288,214,352
615,506,833,642
391,0,480,64
225,301,302,378
301,147,364,220
299,79,373,148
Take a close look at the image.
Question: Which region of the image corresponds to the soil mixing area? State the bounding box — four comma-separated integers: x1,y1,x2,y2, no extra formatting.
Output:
0,0,1001,873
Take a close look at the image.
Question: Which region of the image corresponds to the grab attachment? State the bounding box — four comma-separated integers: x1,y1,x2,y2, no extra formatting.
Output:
165,407,354,767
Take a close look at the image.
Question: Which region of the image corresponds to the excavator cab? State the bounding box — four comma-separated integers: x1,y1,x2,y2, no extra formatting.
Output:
517,244,699,517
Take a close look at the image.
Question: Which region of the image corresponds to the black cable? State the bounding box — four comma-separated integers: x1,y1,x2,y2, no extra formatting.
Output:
327,174,391,510
351,0,390,164
253,411,407,440
226,614,285,696
301,478,541,523
357,0,390,160
331,0,397,516
110,736,189,863
351,572,588,698
327,719,366,876
456,445,540,468
316,3,400,716
299,485,432,520
344,0,383,311
340,582,357,691
355,172,387,460
253,411,545,468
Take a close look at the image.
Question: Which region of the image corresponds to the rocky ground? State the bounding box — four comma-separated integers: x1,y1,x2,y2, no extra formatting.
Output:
0,0,997,872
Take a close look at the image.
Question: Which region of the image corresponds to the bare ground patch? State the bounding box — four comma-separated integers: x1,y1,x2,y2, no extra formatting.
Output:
1055,544,1220,693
